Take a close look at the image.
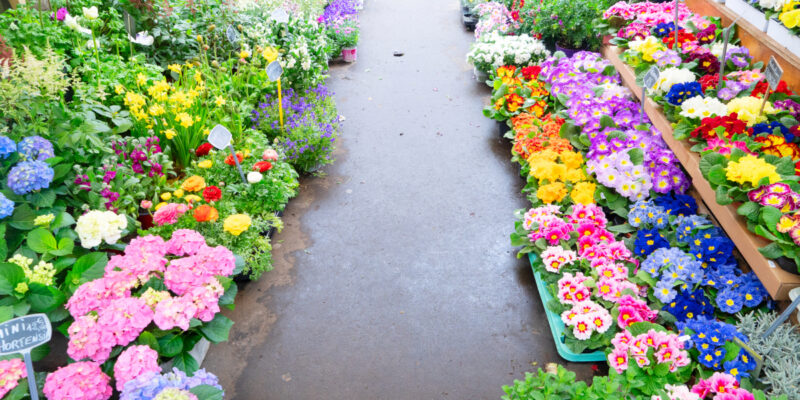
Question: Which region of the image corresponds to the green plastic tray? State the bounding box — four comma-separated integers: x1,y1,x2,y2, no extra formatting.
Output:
528,253,607,362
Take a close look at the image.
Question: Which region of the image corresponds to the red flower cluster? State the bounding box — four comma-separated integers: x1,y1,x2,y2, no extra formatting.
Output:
661,30,696,50
224,152,244,166
196,143,213,157
698,74,719,92
752,80,794,98
202,186,222,203
521,65,542,81
253,161,273,173
690,113,746,141
687,53,719,75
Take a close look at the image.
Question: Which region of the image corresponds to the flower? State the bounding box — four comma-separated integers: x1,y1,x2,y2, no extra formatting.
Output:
537,182,568,204
181,176,206,192
253,160,273,172
64,13,91,35
165,129,177,140
82,6,99,20
7,160,54,194
168,64,182,74
262,149,279,161
114,345,160,391
43,361,112,400
193,205,219,222
247,171,263,183
153,203,189,226
198,160,213,169
196,143,213,156
0,136,15,159
33,213,55,226
141,200,153,209
225,152,245,166
0,193,14,219
727,96,775,126
726,155,781,187
223,214,252,236
679,96,728,119
76,210,128,248
161,192,172,201
53,7,68,21
173,189,185,198
202,186,222,202
130,31,154,46
0,358,26,398
18,136,54,161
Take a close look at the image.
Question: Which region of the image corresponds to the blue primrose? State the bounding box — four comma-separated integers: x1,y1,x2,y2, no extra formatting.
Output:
665,82,703,106
716,288,746,314
654,22,676,37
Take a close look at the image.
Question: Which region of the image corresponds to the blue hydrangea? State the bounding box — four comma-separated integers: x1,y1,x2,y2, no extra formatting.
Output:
121,368,223,400
6,160,54,195
0,193,13,219
0,136,14,159
17,136,54,161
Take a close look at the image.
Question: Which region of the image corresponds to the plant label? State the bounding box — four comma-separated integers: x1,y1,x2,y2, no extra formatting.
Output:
673,0,681,53
0,314,51,400
271,8,290,23
208,125,233,150
123,11,136,37
765,56,783,91
226,25,240,44
732,337,765,378
267,61,283,82
642,66,660,90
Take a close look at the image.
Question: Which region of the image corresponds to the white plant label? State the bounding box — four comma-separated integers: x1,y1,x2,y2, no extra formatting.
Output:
208,125,232,150
0,314,51,400
271,8,289,23
642,66,661,90
226,25,240,44
765,56,784,91
266,61,284,82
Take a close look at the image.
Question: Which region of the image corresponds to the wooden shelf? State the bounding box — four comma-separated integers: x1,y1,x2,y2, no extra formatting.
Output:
686,0,800,90
601,45,800,300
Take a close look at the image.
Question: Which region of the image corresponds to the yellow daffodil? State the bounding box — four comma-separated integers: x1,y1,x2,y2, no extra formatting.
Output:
168,64,182,74
136,73,147,86
214,96,226,106
175,112,194,128
203,128,210,136
148,104,165,116
114,84,125,95
165,129,177,140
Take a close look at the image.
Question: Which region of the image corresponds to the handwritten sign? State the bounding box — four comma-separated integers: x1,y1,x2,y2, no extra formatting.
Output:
123,11,136,36
271,8,289,24
0,314,51,400
208,125,232,150
266,61,283,82
642,66,660,90
226,25,240,44
765,56,784,91
0,314,51,355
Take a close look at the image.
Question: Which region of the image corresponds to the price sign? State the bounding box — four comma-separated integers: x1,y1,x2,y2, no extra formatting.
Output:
642,66,661,90
0,314,52,400
765,56,784,91
226,25,240,44
266,61,283,82
271,8,289,23
123,11,136,36
208,125,246,183
716,17,740,93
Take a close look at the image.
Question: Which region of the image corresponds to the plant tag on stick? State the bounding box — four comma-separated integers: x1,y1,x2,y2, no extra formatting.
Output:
765,56,783,91
226,25,240,44
266,61,283,82
271,8,290,23
209,125,247,183
640,66,660,123
0,314,51,400
123,11,136,36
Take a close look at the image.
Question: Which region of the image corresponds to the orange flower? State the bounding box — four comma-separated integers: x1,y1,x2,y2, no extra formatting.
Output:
193,204,219,222
225,152,245,166
181,175,206,192
505,93,524,112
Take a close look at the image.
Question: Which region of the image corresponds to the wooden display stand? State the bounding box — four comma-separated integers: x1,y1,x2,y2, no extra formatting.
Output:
601,45,800,300
686,0,800,90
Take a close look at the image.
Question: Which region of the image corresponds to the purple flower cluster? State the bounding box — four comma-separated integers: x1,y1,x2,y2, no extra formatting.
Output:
112,136,164,177
318,0,359,25
725,46,751,69
0,192,13,219
539,52,689,199
17,135,54,161
775,99,800,121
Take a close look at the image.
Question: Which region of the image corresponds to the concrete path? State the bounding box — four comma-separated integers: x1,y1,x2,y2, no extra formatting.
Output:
204,0,591,398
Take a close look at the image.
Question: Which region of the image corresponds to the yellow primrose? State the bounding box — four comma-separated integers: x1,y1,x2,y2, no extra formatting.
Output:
725,155,781,186
198,159,213,168
165,129,177,140
780,9,800,28
537,182,568,204
571,182,596,205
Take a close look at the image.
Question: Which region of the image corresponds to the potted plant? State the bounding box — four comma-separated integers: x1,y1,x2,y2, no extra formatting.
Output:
519,0,610,55
327,17,359,62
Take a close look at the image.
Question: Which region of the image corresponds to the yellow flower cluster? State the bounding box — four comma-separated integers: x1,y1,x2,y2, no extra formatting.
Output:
527,150,595,205
726,96,775,126
224,214,252,236
630,36,665,63
780,1,800,28
726,155,781,187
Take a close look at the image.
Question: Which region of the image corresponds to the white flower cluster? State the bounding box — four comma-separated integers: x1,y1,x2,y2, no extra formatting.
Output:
75,210,128,248
653,67,695,94
679,96,728,119
7,254,56,286
759,0,788,11
467,31,549,75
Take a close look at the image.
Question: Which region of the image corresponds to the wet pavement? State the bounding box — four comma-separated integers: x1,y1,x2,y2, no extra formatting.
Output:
204,0,591,398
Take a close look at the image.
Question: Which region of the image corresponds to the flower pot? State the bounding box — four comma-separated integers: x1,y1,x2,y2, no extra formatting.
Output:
726,0,769,31
767,19,800,58
555,44,582,58
341,47,357,63
138,210,154,230
774,256,800,276
463,13,477,30
497,120,511,138
473,66,488,83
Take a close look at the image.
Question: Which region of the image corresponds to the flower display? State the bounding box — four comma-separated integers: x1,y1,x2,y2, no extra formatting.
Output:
0,358,26,398
120,368,222,400
114,345,161,391
7,160,54,195
75,210,128,248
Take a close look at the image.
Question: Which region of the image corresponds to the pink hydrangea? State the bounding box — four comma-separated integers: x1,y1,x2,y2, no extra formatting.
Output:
67,315,115,363
166,229,208,256
154,296,197,330
192,245,236,277
153,203,189,226
0,358,26,398
186,278,225,322
114,345,161,391
97,297,153,347
66,274,137,318
43,361,112,400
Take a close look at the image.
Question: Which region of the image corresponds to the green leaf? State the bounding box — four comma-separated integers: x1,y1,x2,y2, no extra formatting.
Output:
759,242,783,259
9,204,36,230
27,228,57,253
0,224,6,261
27,283,65,312
0,305,13,322
157,333,184,358
219,283,237,307
51,212,75,231
0,263,25,295
723,341,741,362
760,206,783,232
628,321,667,336
699,153,726,177
49,237,75,256
628,148,644,165
737,202,761,222
172,351,199,374
27,190,56,208
138,331,160,352
707,165,728,186
600,115,617,129
65,252,108,291
716,185,733,205
200,314,234,343
190,385,225,400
